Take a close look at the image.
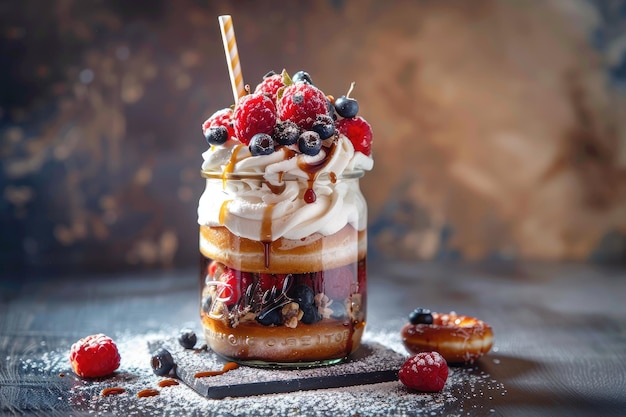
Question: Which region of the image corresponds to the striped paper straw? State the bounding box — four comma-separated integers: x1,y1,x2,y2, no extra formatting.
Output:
218,15,246,102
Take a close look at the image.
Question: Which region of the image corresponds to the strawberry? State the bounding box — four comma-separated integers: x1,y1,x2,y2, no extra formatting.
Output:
398,352,449,393
69,334,121,378
233,93,277,145
254,72,285,103
277,81,328,130
202,108,235,142
336,116,373,156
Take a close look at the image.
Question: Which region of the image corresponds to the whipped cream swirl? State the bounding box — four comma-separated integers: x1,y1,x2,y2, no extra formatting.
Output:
198,135,373,241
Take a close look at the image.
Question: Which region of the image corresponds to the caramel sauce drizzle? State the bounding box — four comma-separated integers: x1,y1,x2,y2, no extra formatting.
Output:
219,200,231,225
101,387,126,396
157,379,180,388
137,389,160,398
265,181,286,195
194,361,239,378
222,144,245,189
296,140,339,204
261,203,276,268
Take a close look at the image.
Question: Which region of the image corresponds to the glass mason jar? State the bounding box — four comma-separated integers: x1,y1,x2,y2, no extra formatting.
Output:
198,170,367,368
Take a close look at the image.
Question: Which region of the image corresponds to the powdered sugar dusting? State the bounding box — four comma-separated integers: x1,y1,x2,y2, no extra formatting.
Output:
20,329,506,416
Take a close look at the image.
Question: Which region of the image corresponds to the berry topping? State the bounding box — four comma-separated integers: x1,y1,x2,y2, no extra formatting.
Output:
298,131,322,156
409,308,434,325
398,352,449,393
202,108,235,143
336,116,373,156
151,347,175,377
254,72,285,102
204,126,229,146
233,93,277,145
273,120,300,146
177,328,197,349
292,70,313,84
334,95,359,118
249,133,275,156
311,114,336,139
69,334,121,378
334,82,359,118
277,82,328,130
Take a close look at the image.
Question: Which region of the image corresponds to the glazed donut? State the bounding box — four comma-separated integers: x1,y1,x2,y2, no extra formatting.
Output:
401,309,494,364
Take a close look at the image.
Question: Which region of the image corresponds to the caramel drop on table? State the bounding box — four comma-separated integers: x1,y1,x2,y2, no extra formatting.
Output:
137,389,160,398
101,387,126,396
194,362,239,378
158,379,179,388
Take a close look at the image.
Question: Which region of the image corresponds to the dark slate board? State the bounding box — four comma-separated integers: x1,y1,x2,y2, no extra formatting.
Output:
148,338,406,399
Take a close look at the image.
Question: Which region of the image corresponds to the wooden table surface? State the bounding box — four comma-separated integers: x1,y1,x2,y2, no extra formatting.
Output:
1,261,625,416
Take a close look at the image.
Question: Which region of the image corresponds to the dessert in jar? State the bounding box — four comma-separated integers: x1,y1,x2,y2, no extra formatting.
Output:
198,70,373,367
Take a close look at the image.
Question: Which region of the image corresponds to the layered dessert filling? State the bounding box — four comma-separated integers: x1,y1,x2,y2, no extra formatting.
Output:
197,70,373,365
200,256,367,364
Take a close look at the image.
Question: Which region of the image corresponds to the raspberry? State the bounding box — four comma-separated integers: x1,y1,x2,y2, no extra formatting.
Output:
233,93,277,145
202,108,235,142
398,352,449,393
254,73,285,103
277,81,328,130
336,116,373,156
69,334,121,378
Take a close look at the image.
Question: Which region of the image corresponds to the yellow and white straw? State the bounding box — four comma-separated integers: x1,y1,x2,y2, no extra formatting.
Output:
218,15,246,103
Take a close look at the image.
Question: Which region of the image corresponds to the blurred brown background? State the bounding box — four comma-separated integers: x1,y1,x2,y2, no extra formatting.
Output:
1,0,625,277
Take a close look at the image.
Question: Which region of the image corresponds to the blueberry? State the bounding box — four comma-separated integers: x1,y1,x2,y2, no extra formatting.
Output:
177,328,197,349
256,308,282,326
151,348,175,376
298,131,322,156
288,284,315,307
409,308,433,325
201,294,212,315
334,96,359,118
311,115,335,139
204,126,229,146
249,133,275,156
292,70,313,85
301,305,322,324
273,120,300,146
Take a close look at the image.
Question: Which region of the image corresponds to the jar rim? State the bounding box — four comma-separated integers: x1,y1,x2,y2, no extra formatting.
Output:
200,170,365,180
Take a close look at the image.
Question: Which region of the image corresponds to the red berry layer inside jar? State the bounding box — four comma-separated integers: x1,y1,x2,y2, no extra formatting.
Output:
200,257,366,329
